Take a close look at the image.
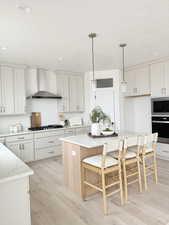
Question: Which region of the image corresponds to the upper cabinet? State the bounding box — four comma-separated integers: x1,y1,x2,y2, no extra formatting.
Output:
56,73,85,113
56,75,69,112
125,66,150,97
69,76,84,112
150,61,169,97
0,66,26,115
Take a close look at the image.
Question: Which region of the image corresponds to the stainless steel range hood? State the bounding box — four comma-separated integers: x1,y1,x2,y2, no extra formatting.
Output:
27,69,62,99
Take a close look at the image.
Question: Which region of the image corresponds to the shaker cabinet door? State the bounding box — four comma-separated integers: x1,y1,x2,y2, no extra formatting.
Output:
150,62,165,97
0,66,14,114
14,68,26,114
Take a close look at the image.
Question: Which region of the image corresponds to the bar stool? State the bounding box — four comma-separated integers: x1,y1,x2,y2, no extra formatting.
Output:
140,133,158,191
81,139,124,215
122,136,142,203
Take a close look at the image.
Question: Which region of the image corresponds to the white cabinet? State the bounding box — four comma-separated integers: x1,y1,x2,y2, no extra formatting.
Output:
0,66,14,114
7,141,34,163
150,62,165,97
56,75,69,112
14,68,25,114
69,76,84,112
0,176,31,225
34,130,64,160
150,61,169,97
0,66,25,115
125,66,150,97
6,134,34,163
157,143,169,160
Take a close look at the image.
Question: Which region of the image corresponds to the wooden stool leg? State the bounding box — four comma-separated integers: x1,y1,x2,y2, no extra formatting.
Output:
81,165,86,201
119,165,124,205
122,161,128,203
101,171,108,215
142,157,148,191
153,154,158,184
137,159,142,192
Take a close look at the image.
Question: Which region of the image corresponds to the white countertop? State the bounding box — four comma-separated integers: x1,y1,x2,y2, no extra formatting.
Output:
0,125,90,138
60,132,142,148
0,143,33,184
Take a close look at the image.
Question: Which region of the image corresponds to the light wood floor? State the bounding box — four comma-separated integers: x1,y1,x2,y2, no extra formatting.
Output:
29,157,169,225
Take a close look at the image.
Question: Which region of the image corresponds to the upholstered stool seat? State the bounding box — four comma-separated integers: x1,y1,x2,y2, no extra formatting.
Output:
83,154,118,168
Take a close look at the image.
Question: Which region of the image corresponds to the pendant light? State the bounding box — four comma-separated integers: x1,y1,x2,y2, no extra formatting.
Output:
119,43,127,93
88,33,97,100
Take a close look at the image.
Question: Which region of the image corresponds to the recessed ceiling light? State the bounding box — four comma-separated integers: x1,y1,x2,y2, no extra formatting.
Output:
17,5,32,13
1,46,7,51
57,57,63,62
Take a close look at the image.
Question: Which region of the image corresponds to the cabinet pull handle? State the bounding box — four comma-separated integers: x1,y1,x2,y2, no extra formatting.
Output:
48,151,54,154
18,137,25,140
48,141,54,144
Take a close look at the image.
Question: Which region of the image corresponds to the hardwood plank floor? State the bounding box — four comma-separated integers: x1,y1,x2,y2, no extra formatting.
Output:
29,157,169,225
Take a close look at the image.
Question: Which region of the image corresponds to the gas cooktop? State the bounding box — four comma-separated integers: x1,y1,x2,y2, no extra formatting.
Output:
28,124,64,131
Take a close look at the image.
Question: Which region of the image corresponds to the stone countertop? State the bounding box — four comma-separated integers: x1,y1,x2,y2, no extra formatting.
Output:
0,125,90,138
0,143,33,184
60,132,146,148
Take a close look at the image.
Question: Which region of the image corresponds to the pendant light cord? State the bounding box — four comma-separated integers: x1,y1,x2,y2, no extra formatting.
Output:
89,33,97,100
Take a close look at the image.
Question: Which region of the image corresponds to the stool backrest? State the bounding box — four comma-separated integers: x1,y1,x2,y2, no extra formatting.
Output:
102,139,123,167
123,135,142,157
143,133,158,154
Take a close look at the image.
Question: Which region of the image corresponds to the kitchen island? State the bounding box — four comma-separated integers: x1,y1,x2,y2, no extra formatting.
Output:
61,133,139,198
0,143,33,225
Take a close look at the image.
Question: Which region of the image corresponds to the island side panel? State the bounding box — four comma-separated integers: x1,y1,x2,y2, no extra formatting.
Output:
63,142,81,195
63,141,103,198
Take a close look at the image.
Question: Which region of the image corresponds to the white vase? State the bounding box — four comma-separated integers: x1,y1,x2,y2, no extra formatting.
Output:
91,123,100,136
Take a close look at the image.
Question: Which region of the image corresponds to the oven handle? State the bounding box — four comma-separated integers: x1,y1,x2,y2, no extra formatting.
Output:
152,121,169,124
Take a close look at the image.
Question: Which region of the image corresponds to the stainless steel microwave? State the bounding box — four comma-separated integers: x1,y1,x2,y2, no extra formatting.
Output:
151,97,169,115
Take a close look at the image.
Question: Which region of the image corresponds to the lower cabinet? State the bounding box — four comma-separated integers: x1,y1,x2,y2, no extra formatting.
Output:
0,176,31,225
6,141,34,163
157,143,169,160
34,133,63,160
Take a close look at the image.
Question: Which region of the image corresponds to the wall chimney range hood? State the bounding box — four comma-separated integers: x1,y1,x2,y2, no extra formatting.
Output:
29,91,62,99
27,69,62,99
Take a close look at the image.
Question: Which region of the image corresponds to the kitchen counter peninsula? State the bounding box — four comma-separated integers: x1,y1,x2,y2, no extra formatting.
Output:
60,133,140,198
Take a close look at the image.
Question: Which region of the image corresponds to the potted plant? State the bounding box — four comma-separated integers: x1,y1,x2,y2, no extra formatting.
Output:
90,106,110,136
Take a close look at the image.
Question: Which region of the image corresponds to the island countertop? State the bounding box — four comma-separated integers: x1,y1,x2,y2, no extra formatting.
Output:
60,132,142,148
0,143,33,184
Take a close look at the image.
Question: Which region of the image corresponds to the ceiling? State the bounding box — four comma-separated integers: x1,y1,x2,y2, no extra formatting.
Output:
0,0,169,72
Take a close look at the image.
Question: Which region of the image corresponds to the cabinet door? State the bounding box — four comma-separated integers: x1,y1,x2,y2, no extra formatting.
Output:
21,141,34,162
69,76,77,112
69,76,84,112
0,66,14,114
164,61,169,96
135,66,150,95
125,70,136,96
6,143,21,158
14,68,26,114
56,75,69,112
150,63,165,97
76,76,84,112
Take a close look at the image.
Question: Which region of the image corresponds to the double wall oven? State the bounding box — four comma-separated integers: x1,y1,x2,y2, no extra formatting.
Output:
152,97,169,144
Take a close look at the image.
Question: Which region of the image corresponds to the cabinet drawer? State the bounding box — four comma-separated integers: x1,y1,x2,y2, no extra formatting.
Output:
34,130,64,139
35,136,61,149
35,146,61,160
64,129,75,137
6,134,33,143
